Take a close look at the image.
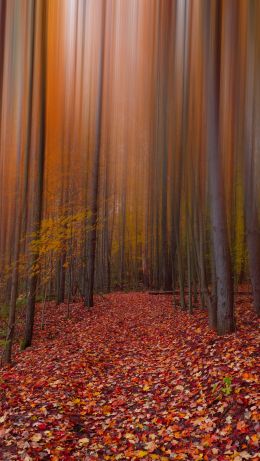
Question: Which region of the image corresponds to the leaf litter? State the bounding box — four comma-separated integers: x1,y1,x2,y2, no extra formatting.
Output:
0,292,259,460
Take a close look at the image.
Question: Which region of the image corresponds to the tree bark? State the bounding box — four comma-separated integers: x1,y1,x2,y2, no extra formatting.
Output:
0,0,6,125
205,0,235,335
244,2,260,317
85,1,106,307
23,0,48,348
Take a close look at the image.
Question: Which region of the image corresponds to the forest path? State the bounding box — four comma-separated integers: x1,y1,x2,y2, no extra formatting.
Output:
0,293,259,460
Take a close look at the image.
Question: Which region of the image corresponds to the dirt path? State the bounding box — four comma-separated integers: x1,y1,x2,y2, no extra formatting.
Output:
0,293,259,460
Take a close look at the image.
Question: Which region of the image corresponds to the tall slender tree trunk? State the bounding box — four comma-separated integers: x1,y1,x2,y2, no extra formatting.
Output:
120,186,126,289
187,234,192,313
3,202,21,363
85,1,106,307
0,0,6,125
205,0,235,335
209,246,218,329
0,0,6,236
56,251,66,304
3,50,25,362
244,2,260,317
23,0,48,348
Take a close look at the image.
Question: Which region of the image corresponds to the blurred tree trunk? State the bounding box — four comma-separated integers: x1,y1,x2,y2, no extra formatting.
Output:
205,0,235,335
0,0,6,237
3,181,22,363
85,1,106,307
0,0,6,129
23,0,48,348
56,251,66,304
244,1,260,317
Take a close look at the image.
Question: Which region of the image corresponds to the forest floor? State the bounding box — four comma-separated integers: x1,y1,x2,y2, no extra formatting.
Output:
0,292,259,461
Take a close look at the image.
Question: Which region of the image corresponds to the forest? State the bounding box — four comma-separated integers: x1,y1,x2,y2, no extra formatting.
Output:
0,0,259,460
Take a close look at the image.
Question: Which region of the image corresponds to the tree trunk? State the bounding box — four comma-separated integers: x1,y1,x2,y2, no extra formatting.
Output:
23,0,48,348
85,1,106,307
3,199,21,363
205,0,235,335
56,251,66,304
0,0,6,131
244,2,260,317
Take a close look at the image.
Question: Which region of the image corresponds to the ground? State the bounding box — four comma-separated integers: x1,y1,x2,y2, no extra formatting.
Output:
0,292,259,460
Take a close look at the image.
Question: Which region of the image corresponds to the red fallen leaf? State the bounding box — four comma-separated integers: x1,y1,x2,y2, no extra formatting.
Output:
54,431,66,438
33,380,46,389
111,398,126,407
114,386,122,394
38,423,47,431
0,383,8,389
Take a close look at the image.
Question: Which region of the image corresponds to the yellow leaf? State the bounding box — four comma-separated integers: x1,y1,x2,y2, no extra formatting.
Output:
143,384,150,391
31,433,42,442
125,433,135,440
40,406,48,416
136,450,148,458
78,437,89,446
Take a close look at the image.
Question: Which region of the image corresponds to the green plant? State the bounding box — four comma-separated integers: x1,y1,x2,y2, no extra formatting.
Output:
221,376,232,396
212,376,233,396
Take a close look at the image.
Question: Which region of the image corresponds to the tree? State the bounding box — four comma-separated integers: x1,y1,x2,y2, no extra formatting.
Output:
85,1,106,307
204,0,235,335
0,0,6,127
244,0,260,317
23,0,48,348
